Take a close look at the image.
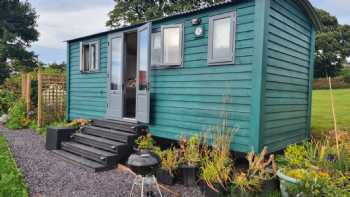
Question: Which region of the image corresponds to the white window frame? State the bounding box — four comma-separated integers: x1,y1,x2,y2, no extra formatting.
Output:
208,12,236,65
80,40,100,72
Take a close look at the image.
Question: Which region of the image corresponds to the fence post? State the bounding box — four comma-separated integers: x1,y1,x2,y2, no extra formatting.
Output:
37,72,43,127
25,74,31,113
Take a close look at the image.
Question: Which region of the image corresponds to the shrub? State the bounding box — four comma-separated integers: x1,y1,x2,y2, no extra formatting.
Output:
1,75,22,98
179,135,201,167
5,100,31,129
0,89,16,115
159,147,179,176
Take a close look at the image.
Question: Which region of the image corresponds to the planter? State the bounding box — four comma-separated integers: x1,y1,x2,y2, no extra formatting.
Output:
277,169,301,197
156,169,175,185
46,127,76,150
230,189,256,197
198,181,227,197
180,165,198,186
261,177,279,193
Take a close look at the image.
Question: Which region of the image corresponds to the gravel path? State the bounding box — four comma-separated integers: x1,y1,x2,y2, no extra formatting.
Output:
0,125,204,197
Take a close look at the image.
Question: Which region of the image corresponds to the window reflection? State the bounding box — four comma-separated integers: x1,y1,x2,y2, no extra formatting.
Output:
111,37,122,90
139,29,149,91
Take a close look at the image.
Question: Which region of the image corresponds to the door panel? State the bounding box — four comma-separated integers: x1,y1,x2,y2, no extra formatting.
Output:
106,33,124,119
136,23,151,123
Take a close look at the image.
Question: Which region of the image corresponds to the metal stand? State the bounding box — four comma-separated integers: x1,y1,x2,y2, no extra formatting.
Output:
129,175,163,197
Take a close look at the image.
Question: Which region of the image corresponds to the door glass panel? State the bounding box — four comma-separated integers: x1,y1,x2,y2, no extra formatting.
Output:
213,17,231,59
110,37,122,90
139,28,149,91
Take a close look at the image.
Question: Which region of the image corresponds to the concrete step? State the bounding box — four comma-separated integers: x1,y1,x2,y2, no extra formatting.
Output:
82,126,137,144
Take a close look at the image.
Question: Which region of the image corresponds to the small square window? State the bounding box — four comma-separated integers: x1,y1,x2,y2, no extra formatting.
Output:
208,12,236,65
80,41,99,72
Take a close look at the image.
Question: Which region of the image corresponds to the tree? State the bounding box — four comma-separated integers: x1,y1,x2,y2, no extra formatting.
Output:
0,0,39,84
314,9,350,78
106,0,224,28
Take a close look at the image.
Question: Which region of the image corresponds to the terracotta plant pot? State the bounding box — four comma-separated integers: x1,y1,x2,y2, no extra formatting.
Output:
277,169,301,197
180,165,198,186
156,169,175,185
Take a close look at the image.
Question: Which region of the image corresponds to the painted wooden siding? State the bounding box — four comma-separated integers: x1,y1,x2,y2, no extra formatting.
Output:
150,1,255,152
68,36,108,120
262,0,313,152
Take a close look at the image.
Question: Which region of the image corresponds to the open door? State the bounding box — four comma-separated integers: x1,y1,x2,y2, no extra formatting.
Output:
106,33,124,119
136,23,151,123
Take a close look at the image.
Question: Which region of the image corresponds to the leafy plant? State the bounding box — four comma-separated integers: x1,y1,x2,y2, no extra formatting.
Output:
0,89,16,115
179,135,201,167
231,172,262,194
200,122,236,191
135,134,161,155
65,119,90,129
159,147,179,176
246,147,277,181
5,100,31,129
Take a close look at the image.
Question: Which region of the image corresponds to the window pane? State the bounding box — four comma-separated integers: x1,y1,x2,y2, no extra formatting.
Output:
110,37,122,90
151,32,161,65
83,45,90,71
139,28,149,91
163,27,180,64
213,17,231,59
90,44,97,70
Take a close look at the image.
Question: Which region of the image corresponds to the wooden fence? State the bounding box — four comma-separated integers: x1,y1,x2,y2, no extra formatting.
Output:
21,74,31,113
21,73,66,127
37,73,66,127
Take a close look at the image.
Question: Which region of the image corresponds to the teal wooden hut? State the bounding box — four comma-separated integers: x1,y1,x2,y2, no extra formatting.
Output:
66,0,321,154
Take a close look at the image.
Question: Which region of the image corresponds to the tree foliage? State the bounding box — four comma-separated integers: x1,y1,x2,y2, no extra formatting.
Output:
315,9,350,78
0,0,39,84
106,0,225,28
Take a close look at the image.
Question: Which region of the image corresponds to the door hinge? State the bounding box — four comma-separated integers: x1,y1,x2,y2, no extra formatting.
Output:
106,103,109,108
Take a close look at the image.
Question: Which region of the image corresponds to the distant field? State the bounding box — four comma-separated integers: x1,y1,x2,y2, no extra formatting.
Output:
312,89,350,134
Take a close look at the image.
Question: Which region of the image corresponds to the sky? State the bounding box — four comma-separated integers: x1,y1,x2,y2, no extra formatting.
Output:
27,0,350,64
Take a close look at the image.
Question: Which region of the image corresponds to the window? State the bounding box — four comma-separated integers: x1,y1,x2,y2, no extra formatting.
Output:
208,12,236,65
151,32,161,66
80,41,99,72
151,24,183,68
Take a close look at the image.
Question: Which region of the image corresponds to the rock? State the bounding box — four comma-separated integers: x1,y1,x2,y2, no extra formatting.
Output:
0,114,8,123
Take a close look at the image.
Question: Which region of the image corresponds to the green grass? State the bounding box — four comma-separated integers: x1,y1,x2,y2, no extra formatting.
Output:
312,89,350,134
0,135,28,197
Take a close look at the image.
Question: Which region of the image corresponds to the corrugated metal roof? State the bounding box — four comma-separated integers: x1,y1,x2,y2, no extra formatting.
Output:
66,0,321,43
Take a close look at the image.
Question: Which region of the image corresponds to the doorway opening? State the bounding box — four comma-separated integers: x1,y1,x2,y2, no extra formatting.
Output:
123,31,137,119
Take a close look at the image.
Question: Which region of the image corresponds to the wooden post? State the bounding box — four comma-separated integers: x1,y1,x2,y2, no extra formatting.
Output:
37,72,43,127
25,74,31,113
21,74,26,98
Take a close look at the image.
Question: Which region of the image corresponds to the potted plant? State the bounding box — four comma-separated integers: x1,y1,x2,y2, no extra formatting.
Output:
199,125,235,197
156,147,179,185
134,133,161,155
179,135,201,186
245,147,278,193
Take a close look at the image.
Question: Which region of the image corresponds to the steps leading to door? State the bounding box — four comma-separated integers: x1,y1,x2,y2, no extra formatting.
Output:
51,119,146,172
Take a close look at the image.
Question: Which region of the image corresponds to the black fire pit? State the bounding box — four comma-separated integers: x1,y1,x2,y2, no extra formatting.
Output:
127,150,160,176
127,150,163,197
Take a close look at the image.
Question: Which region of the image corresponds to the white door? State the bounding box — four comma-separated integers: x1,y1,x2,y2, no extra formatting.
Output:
106,33,124,119
136,23,151,123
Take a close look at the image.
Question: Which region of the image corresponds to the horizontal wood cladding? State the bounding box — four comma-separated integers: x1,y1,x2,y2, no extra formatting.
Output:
150,1,255,152
262,0,312,152
68,36,108,120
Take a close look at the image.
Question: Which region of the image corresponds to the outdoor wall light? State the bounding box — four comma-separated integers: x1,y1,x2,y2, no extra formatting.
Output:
191,18,201,25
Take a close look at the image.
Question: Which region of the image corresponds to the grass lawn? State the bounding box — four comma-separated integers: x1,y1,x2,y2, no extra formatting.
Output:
0,134,28,197
312,89,350,134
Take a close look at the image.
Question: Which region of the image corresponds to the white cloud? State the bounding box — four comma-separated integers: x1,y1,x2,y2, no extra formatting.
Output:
28,0,114,62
